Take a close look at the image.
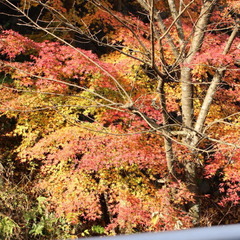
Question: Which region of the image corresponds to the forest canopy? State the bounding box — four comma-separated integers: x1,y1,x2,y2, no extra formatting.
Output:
0,0,239,239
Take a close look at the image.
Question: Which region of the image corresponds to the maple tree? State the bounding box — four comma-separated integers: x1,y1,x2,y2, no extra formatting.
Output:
0,0,239,238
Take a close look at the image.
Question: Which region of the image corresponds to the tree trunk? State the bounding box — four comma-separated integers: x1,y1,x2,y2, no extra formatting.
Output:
180,0,216,225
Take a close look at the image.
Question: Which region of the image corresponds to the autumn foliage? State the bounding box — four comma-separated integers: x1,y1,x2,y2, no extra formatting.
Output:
0,0,239,239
